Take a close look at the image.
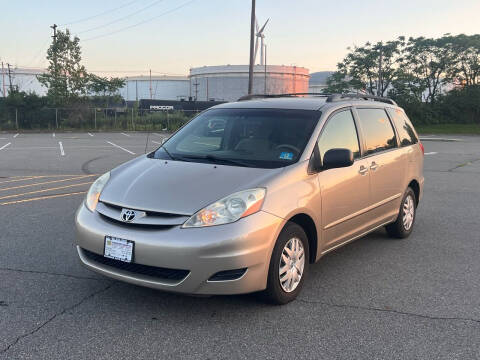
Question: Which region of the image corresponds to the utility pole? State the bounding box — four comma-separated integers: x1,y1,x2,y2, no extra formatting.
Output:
149,69,153,100
1,62,5,97
206,77,209,101
264,45,267,94
193,78,199,101
7,63,14,94
247,0,256,95
377,46,383,96
51,24,58,102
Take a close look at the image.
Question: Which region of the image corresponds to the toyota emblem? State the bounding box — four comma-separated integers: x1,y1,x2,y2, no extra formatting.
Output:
121,209,137,222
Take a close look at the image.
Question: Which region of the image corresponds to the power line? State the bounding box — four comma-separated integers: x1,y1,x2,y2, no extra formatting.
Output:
76,0,166,35
83,0,198,42
59,0,143,26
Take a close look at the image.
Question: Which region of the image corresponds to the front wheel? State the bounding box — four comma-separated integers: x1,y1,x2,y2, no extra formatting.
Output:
264,222,309,304
386,187,417,239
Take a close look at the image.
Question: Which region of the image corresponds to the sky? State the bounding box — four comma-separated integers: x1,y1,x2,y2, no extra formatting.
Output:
1,0,479,76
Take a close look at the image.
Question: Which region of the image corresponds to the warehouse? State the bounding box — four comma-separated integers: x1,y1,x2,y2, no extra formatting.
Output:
120,75,190,101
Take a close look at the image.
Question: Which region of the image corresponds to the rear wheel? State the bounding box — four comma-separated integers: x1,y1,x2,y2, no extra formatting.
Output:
386,187,416,239
264,222,309,304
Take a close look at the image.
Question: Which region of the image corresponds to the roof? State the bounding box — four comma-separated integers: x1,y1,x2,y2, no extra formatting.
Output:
213,97,328,111
212,94,398,111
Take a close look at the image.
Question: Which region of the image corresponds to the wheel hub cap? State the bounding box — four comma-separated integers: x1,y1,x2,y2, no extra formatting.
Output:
279,237,305,293
403,195,415,231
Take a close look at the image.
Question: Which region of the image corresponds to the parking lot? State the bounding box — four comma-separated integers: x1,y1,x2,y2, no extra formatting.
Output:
0,131,479,359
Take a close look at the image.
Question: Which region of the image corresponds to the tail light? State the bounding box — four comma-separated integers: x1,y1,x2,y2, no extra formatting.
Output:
419,142,425,155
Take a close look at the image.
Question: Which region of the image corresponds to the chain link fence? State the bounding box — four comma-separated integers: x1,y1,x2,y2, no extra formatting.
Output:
0,108,200,132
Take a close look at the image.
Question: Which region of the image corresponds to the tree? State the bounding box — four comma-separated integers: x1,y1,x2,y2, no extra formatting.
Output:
323,38,405,96
38,29,88,106
400,36,456,104
444,34,480,86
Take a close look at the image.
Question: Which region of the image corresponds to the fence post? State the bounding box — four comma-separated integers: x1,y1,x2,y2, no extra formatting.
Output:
94,108,97,130
114,110,117,129
15,108,18,130
55,108,58,129
131,108,135,131
166,111,169,131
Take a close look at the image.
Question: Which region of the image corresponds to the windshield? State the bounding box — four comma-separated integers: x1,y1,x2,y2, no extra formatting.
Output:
151,108,320,168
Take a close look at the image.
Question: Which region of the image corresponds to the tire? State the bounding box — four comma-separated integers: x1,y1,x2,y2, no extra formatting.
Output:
264,222,309,305
385,187,417,239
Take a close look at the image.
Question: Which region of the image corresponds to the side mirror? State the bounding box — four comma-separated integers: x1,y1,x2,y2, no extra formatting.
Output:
323,148,354,170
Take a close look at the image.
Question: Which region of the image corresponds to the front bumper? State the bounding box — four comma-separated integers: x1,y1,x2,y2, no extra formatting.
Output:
75,204,284,295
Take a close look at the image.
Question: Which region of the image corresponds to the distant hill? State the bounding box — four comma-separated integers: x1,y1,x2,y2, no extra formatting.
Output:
309,71,334,85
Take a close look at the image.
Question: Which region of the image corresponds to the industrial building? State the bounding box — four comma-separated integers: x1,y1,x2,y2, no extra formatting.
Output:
120,75,189,101
1,65,320,102
0,67,47,97
189,65,310,101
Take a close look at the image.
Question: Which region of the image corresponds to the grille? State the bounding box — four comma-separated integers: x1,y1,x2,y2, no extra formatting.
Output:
208,268,247,281
82,248,190,282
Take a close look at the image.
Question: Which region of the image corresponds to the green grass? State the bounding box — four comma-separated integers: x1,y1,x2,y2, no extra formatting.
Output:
415,123,480,135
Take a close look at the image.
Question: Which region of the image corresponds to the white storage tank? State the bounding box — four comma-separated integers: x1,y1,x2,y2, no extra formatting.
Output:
189,65,310,102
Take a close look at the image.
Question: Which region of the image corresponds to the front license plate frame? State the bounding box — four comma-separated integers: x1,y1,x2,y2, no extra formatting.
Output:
104,236,134,263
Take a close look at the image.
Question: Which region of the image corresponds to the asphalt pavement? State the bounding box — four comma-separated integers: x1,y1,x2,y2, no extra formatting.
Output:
0,131,479,359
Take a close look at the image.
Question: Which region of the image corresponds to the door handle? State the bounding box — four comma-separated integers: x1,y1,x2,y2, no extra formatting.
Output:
358,165,368,175
370,162,378,171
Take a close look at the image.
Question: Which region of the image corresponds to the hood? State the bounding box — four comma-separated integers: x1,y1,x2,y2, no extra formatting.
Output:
100,156,281,215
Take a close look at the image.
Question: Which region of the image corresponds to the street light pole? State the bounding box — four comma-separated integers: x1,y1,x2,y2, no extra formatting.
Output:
247,0,256,95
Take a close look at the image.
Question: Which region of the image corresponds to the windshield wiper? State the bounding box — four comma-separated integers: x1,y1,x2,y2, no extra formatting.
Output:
161,146,176,161
180,154,251,167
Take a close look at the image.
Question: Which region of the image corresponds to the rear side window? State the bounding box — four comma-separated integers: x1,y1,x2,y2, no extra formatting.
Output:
386,108,419,146
356,108,397,155
318,110,360,160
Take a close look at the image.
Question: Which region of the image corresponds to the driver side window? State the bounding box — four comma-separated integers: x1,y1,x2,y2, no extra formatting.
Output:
318,110,360,160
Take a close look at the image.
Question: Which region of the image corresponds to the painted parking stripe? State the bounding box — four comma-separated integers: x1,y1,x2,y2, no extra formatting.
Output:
0,143,11,151
0,191,87,206
419,137,461,142
88,132,94,137
0,174,97,192
0,174,98,185
13,133,19,138
151,140,162,145
59,141,65,156
0,181,93,200
121,132,130,137
424,152,438,155
106,141,135,155
53,133,55,138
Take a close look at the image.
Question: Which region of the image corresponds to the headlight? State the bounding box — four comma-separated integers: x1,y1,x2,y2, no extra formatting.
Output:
85,172,110,212
182,188,266,228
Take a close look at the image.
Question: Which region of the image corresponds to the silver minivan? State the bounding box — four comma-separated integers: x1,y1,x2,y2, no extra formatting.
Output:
75,94,424,304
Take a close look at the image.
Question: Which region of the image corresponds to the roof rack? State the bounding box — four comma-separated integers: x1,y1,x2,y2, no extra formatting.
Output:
326,93,397,105
237,93,332,101
237,92,397,105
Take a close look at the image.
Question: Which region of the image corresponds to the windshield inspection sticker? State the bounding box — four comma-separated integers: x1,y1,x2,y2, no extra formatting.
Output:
279,152,294,160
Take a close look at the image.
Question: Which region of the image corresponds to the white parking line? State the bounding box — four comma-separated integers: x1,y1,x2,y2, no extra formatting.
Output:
151,140,162,145
0,143,11,151
424,152,438,155
106,141,135,155
53,133,55,138
121,132,130,137
88,132,94,137
13,133,19,138
420,137,461,142
58,141,65,156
